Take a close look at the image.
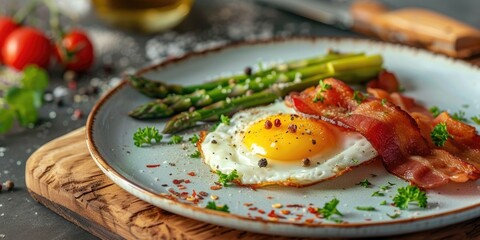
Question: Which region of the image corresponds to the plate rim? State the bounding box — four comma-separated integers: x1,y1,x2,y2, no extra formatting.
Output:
86,37,480,235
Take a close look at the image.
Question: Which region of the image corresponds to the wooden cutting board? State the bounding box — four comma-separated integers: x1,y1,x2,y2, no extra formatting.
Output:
25,127,480,240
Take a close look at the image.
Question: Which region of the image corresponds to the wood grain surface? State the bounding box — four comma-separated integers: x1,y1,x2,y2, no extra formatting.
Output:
25,127,480,240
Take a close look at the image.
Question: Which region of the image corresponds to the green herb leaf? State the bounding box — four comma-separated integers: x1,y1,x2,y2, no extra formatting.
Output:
387,212,401,219
216,169,239,187
190,150,201,158
317,198,343,222
356,179,372,188
189,134,200,144
429,106,443,118
430,122,451,147
356,206,376,211
353,90,366,104
21,65,49,91
393,185,428,210
452,110,467,122
380,185,391,191
205,201,230,213
133,126,163,147
371,191,385,197
169,135,183,144
5,87,38,126
381,98,387,106
471,116,480,125
220,114,230,125
313,80,332,103
0,108,15,134
380,200,388,206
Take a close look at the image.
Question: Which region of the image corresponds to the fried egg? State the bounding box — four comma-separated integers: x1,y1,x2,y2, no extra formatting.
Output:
199,101,378,187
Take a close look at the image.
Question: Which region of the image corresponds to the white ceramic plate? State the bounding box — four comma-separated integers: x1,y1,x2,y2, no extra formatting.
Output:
86,38,480,238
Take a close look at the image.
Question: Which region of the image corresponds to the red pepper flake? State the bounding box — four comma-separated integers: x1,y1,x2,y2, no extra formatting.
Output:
264,120,273,129
305,218,315,224
192,190,197,198
184,179,191,184
146,164,161,168
178,186,187,190
187,172,196,176
210,185,222,190
267,196,273,199
286,204,305,208
258,209,266,214
267,210,286,219
307,207,318,214
274,119,281,127
288,124,297,133
248,207,258,211
280,209,291,215
173,179,184,185
199,191,208,197
243,203,253,207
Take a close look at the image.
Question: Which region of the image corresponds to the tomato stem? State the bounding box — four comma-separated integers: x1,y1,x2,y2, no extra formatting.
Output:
13,0,39,24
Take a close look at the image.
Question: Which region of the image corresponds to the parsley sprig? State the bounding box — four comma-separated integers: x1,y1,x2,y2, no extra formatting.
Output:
312,80,332,103
215,169,239,187
205,201,230,213
430,122,451,147
317,198,343,223
393,185,428,210
220,114,230,125
0,66,49,134
133,126,163,147
168,135,183,144
356,179,372,188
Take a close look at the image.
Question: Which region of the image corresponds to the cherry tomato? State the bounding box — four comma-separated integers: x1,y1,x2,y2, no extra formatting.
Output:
2,27,51,70
55,30,94,72
0,17,19,63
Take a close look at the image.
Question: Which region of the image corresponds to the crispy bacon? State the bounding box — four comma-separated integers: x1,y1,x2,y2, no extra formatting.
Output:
288,78,480,188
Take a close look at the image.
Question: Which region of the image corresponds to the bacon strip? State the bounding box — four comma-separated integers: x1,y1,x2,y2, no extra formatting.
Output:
288,78,480,188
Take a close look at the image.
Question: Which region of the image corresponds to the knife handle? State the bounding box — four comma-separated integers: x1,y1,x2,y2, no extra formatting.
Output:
350,0,480,58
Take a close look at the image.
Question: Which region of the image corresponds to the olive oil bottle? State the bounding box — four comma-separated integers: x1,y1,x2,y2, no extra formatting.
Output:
91,0,193,33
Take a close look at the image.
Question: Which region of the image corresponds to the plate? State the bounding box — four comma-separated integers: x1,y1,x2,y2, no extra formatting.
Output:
86,38,480,238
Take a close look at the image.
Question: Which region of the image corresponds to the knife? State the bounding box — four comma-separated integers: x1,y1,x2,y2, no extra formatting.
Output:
258,0,480,58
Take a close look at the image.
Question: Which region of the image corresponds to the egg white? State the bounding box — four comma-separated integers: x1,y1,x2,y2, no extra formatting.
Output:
200,101,378,187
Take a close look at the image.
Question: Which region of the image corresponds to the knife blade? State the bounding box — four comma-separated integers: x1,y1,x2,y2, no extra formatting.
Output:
258,0,480,58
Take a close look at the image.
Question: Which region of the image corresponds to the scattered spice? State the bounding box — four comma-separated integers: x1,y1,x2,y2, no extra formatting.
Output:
244,66,253,75
210,185,222,190
288,124,297,133
146,164,161,168
187,172,196,176
258,158,268,168
210,195,219,200
280,209,291,215
311,139,316,145
302,158,311,167
4,180,14,191
199,191,208,197
272,203,283,209
274,118,281,127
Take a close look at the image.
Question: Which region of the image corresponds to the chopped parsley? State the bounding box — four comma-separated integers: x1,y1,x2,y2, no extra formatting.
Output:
169,135,183,144
189,134,200,144
190,150,201,158
388,182,396,186
356,179,372,188
220,114,231,125
371,191,385,197
393,185,428,210
216,169,239,187
452,110,468,122
353,90,366,104
429,106,443,118
380,200,388,206
133,126,163,147
387,212,401,219
381,98,387,106
356,206,376,211
380,185,391,191
312,79,332,103
205,201,230,213
471,116,480,125
317,198,343,223
430,122,451,147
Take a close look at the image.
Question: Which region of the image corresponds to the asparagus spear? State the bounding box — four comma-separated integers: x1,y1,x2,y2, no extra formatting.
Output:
129,54,375,119
162,66,382,133
127,52,364,98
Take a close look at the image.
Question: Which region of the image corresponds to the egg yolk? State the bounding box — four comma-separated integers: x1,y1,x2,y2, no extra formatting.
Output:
242,114,337,161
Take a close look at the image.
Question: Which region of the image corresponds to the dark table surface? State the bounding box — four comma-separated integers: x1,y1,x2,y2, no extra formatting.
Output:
1,0,479,239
